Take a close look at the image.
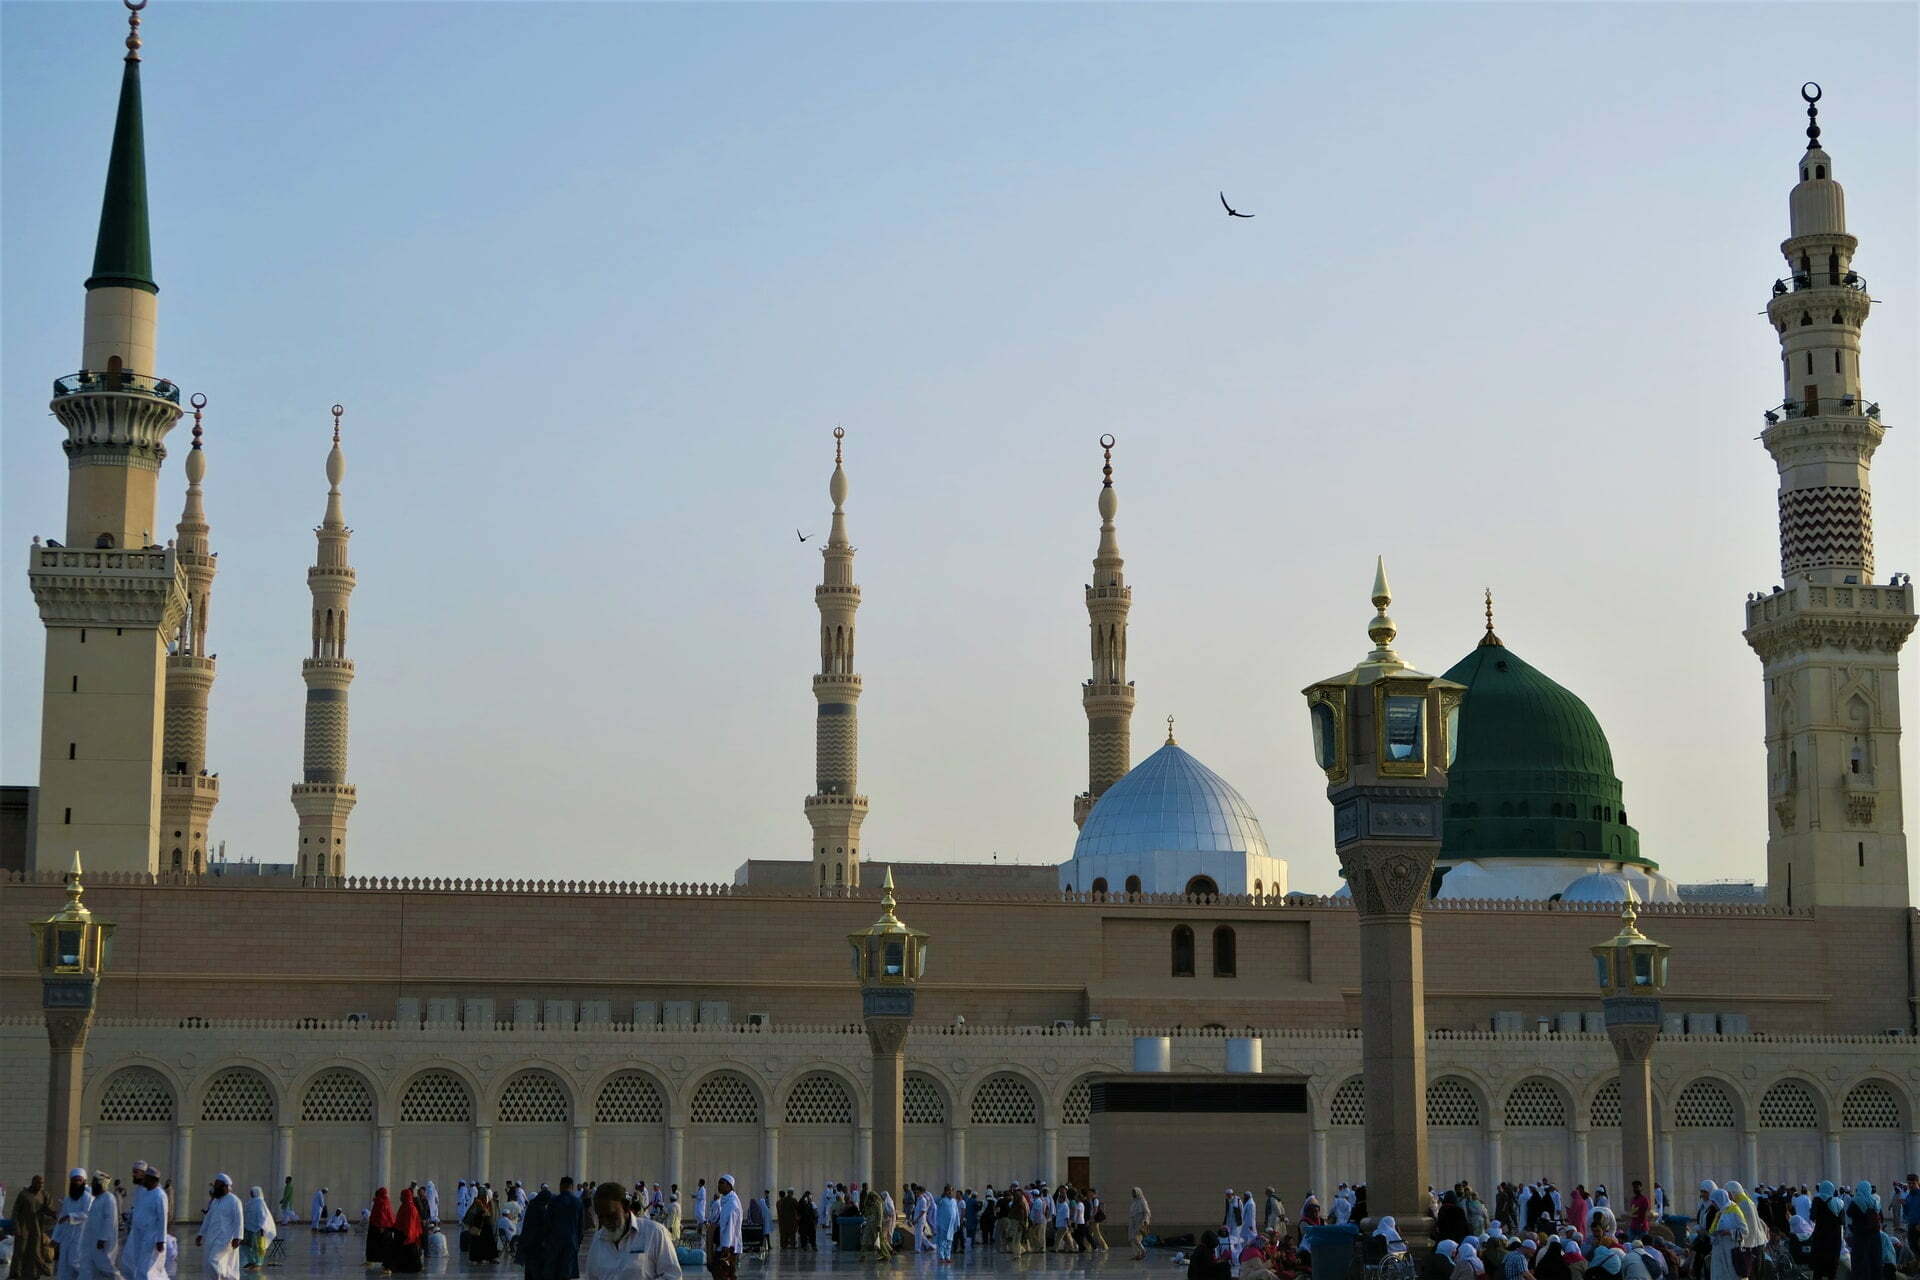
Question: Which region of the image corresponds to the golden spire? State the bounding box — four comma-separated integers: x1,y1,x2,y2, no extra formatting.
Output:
879,865,898,920
1364,555,1400,663
56,851,93,925
124,0,145,63
1479,587,1503,647
1165,715,1177,746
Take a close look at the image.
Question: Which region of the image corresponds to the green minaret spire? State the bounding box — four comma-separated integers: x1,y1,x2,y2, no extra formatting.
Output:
86,1,155,294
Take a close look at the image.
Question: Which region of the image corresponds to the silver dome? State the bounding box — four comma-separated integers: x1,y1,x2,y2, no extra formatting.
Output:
1073,742,1270,860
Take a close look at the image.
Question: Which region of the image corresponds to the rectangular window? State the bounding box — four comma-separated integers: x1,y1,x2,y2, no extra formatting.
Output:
79,630,86,643
70,675,78,692
68,743,76,759
64,808,72,824
1860,842,1867,867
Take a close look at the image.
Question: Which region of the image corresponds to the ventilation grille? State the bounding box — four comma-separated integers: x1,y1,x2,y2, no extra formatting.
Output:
904,1073,945,1125
400,1070,474,1124
1331,1077,1365,1126
1590,1079,1621,1128
303,1070,374,1123
1426,1077,1481,1127
1675,1079,1735,1129
785,1072,853,1125
499,1070,570,1124
1063,1078,1092,1126
1843,1080,1901,1130
971,1073,1038,1125
1505,1078,1565,1128
98,1066,175,1124
202,1068,276,1123
691,1071,761,1124
596,1072,665,1124
1759,1079,1819,1129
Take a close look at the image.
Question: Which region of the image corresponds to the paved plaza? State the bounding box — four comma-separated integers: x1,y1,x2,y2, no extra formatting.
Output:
163,1232,1162,1280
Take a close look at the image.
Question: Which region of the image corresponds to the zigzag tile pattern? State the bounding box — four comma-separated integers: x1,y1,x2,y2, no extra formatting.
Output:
1779,485,1873,577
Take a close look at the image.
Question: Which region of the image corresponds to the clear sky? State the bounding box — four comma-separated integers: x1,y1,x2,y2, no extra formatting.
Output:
4,1,1916,896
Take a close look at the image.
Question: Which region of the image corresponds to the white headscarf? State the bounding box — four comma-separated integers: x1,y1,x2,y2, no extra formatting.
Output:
1374,1217,1402,1244
1855,1182,1881,1213
245,1188,277,1243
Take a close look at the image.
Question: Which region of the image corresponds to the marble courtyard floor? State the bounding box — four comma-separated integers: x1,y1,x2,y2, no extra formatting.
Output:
177,1233,1163,1280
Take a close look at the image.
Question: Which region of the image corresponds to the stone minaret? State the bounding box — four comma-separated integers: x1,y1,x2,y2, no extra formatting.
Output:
291,406,359,884
1745,85,1914,908
1074,434,1135,828
28,1,187,874
805,427,867,891
160,395,219,875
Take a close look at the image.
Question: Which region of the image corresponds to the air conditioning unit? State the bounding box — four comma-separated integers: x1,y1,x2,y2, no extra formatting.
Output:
746,1012,771,1028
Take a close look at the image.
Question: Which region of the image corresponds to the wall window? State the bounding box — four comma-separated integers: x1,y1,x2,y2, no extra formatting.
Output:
1124,875,1142,895
1171,925,1195,977
1212,926,1237,978
1091,877,1108,897
1185,875,1219,898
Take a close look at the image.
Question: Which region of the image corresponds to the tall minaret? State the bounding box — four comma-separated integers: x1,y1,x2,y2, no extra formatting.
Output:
1073,434,1135,828
805,427,868,891
159,394,219,875
1745,85,1915,908
28,0,188,874
291,405,359,884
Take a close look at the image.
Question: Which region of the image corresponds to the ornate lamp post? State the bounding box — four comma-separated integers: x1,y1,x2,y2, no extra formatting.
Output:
849,869,927,1200
1302,560,1464,1251
1593,901,1670,1211
29,853,115,1184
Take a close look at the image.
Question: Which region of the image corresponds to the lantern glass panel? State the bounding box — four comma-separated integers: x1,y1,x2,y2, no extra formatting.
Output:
1445,702,1461,767
884,941,904,977
1311,704,1337,769
57,928,82,969
1384,696,1423,762
1594,955,1610,989
1632,952,1653,985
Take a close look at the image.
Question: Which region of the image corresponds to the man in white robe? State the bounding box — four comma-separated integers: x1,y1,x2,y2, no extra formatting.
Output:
309,1189,326,1231
120,1165,151,1280
55,1169,93,1280
711,1178,743,1280
423,1183,440,1224
197,1176,245,1280
125,1169,168,1280
693,1181,708,1234
82,1175,119,1280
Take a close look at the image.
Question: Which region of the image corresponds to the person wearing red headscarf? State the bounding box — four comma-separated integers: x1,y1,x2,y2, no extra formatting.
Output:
367,1191,397,1275
391,1191,424,1275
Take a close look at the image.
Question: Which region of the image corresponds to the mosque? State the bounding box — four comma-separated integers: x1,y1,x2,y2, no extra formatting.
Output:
2,7,1916,1227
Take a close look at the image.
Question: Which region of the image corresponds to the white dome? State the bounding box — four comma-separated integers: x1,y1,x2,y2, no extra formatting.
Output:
1561,871,1642,903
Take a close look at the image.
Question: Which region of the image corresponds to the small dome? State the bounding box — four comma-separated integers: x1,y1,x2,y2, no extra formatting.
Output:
1074,742,1269,861
1561,872,1642,903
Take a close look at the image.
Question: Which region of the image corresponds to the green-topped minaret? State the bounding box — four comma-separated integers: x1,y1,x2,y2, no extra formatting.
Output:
86,1,155,294
27,0,188,876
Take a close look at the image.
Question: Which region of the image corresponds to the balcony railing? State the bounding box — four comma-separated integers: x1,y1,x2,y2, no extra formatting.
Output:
52,371,182,403
1763,395,1880,425
1772,271,1867,296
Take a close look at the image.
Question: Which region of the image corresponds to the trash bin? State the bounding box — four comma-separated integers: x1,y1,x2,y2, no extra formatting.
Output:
1307,1224,1361,1280
835,1214,866,1252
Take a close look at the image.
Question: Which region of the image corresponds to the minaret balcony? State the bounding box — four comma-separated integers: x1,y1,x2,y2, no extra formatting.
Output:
813,673,862,691
1744,579,1916,662
815,584,861,600
1762,395,1880,425
52,370,182,404
163,771,220,797
1085,584,1132,602
1772,270,1867,296
805,792,869,810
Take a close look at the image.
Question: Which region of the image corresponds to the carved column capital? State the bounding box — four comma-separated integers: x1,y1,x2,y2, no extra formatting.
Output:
44,1008,95,1051
1607,1023,1659,1060
863,1016,911,1058
1338,841,1439,916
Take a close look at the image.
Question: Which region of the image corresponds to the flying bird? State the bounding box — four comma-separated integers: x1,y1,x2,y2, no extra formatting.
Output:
796,529,812,543
1219,191,1254,219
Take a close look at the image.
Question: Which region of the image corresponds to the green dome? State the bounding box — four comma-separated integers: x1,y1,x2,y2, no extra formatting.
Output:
1439,638,1648,867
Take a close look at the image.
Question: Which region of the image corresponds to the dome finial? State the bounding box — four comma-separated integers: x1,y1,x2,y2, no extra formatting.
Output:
1801,82,1822,150
1166,714,1176,746
190,392,206,448
331,403,343,446
1100,434,1115,488
1479,587,1503,647
123,0,146,63
834,424,844,464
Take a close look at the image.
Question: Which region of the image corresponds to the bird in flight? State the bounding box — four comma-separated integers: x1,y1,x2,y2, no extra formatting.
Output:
796,529,813,543
1219,191,1254,219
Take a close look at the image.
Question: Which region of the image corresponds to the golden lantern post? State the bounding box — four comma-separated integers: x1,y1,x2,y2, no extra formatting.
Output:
29,853,115,1185
1301,560,1464,1253
1592,901,1670,1212
849,869,927,1202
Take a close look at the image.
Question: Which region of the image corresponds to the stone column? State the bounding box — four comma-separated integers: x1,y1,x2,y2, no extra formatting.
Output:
276,1125,296,1199
950,1126,968,1191
571,1126,590,1181
858,1127,874,1188
762,1125,780,1200
1309,1126,1327,1195
1823,1131,1842,1177
1741,1129,1759,1187
42,1004,93,1185
1657,1127,1674,1196
1907,1131,1920,1177
864,1016,909,1201
377,1125,394,1191
1487,1128,1505,1189
1043,1126,1060,1184
669,1126,686,1194
1605,1008,1659,1216
1340,841,1439,1250
473,1125,492,1185
1571,1128,1589,1190
79,1125,93,1171
174,1125,196,1222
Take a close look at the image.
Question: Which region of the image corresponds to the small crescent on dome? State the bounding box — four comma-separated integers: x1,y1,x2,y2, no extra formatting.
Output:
1099,433,1116,450
124,0,149,11
833,426,845,440
190,392,208,410
331,404,345,418
1801,82,1822,103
